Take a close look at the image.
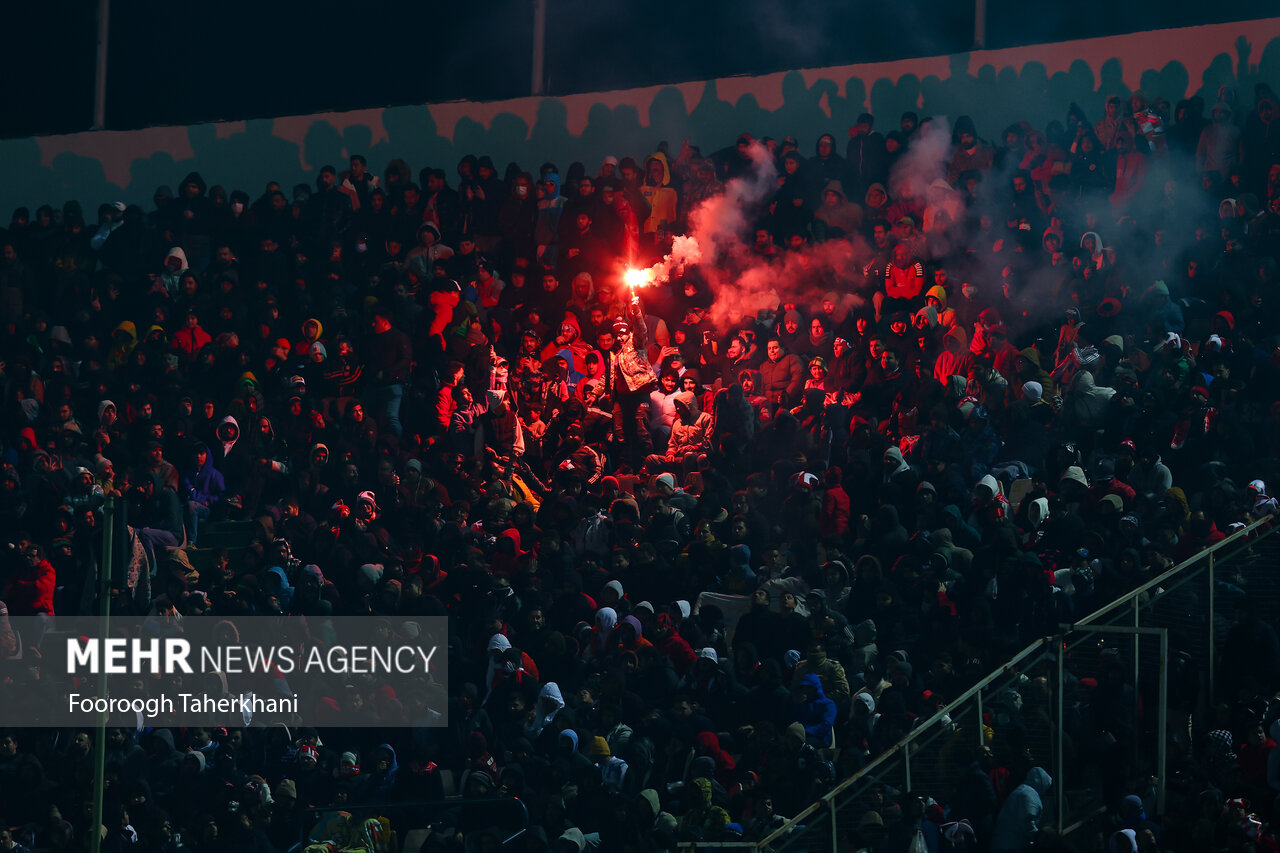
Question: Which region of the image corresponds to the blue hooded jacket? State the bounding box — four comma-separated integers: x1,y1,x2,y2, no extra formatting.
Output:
991,766,1051,851
357,743,398,798
183,447,226,506
265,566,294,610
795,673,837,747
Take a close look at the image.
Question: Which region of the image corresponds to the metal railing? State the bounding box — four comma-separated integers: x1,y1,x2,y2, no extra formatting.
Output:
754,638,1057,852
719,514,1279,853
1053,514,1279,839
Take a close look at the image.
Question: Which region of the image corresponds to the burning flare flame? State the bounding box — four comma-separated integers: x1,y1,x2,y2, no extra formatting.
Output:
623,268,652,290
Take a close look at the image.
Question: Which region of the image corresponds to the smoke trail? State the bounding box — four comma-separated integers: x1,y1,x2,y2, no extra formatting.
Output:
632,140,868,330
710,237,865,330
889,116,953,203
687,142,780,254
635,140,776,288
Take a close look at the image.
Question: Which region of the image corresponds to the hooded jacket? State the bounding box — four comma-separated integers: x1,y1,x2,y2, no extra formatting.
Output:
213,415,253,495
480,633,514,700
914,284,957,330
587,607,618,658
533,682,566,736
693,732,737,788
1063,370,1115,427
160,247,189,294
266,566,295,610
932,324,970,386
947,118,995,183
668,391,713,458
814,180,863,237
679,777,730,839
654,616,697,676
638,788,679,835
183,447,226,507
1016,347,1055,399
534,173,565,249
990,767,1051,851
357,744,398,798
811,134,846,187
107,321,138,371
640,152,678,234
794,673,838,746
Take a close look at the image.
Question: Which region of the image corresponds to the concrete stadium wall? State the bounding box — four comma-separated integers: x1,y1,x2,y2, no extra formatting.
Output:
4,17,1280,218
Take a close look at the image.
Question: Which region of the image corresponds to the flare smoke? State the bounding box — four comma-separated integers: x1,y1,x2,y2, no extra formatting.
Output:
635,140,868,329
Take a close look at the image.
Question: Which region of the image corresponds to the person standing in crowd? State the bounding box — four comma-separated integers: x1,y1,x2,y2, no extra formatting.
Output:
366,305,412,438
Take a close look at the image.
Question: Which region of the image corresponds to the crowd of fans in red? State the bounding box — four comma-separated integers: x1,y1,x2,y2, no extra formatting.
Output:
0,81,1279,853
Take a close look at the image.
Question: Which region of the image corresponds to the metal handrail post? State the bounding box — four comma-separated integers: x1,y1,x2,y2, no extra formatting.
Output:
1158,628,1168,817
1056,638,1065,836
90,495,116,853
1208,552,1216,703
1133,597,1145,771
830,793,838,852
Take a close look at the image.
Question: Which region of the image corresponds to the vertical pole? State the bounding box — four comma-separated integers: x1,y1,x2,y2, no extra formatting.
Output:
92,0,110,129
531,0,547,96
1131,598,1141,686
1158,629,1168,817
1208,553,1216,703
1132,602,1141,770
830,795,838,852
972,0,986,50
1056,638,1065,835
976,692,984,746
904,746,912,792
90,495,116,853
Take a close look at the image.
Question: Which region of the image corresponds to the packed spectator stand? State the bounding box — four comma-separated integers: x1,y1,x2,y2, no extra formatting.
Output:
1,82,1280,853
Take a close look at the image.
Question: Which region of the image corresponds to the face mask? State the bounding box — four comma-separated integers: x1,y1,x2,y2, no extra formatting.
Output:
231,202,244,215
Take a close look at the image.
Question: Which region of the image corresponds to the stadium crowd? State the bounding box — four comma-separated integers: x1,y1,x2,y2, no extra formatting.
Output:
0,80,1279,853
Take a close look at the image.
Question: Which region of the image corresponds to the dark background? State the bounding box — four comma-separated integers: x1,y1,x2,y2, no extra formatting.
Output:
0,0,1275,138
